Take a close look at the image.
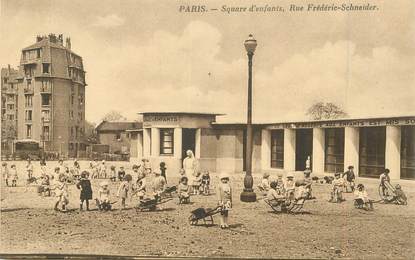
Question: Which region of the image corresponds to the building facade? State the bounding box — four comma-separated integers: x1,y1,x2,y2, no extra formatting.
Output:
95,121,141,154
1,34,87,158
129,112,415,180
1,66,21,154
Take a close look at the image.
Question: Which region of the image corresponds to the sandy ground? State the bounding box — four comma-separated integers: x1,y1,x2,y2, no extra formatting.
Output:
1,160,414,259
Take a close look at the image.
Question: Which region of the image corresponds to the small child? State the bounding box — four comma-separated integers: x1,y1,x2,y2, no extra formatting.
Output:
89,161,97,179
178,176,190,204
26,159,34,179
354,184,373,210
109,166,117,182
267,181,286,210
330,172,345,203
97,181,111,211
379,169,392,196
152,171,166,199
303,169,313,199
132,174,147,200
258,172,271,194
53,173,69,212
201,171,211,195
284,173,295,201
295,180,307,201
217,172,232,229
99,160,107,179
394,184,407,205
76,171,93,211
10,164,18,187
192,172,202,195
160,162,167,184
305,156,311,171
118,166,126,181
39,174,51,197
143,158,152,176
343,165,356,192
2,162,10,187
276,173,285,193
117,174,132,210
179,168,186,178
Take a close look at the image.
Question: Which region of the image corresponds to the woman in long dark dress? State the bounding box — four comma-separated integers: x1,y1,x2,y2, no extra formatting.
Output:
76,171,93,211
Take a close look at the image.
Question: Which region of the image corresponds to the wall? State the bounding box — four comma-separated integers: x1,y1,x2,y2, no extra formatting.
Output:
98,131,130,153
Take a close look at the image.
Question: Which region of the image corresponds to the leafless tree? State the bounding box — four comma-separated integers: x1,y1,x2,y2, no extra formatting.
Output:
306,102,348,120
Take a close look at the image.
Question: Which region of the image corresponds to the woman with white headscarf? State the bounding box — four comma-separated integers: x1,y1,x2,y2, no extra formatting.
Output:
183,150,198,194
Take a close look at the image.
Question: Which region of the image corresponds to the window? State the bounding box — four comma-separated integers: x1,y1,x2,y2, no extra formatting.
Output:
160,128,174,155
324,128,345,173
70,110,74,119
401,126,415,180
42,64,50,74
26,125,32,138
41,80,51,92
7,104,14,110
42,126,49,141
270,130,284,168
36,49,41,58
71,127,74,137
8,114,14,120
41,94,51,106
359,127,386,178
25,110,33,121
25,95,33,107
42,110,50,121
71,94,74,105
115,132,121,140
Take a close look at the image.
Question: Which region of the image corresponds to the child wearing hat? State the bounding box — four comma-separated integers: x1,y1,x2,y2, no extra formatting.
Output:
26,159,34,179
258,172,271,194
76,171,93,211
117,174,132,210
98,181,111,211
178,176,190,204
217,172,232,229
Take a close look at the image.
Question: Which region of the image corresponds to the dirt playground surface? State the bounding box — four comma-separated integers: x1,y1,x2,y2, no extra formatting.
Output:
1,161,414,259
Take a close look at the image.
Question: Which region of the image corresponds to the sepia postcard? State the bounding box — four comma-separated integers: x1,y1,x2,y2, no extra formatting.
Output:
0,0,414,259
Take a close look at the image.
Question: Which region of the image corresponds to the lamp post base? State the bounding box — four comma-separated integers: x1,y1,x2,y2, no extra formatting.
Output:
240,189,257,202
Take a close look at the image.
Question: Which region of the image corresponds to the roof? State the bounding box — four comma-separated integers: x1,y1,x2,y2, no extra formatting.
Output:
22,38,81,57
138,112,225,116
95,121,143,132
213,115,415,126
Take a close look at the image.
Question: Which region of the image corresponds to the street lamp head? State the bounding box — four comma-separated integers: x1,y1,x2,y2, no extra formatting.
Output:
244,34,257,54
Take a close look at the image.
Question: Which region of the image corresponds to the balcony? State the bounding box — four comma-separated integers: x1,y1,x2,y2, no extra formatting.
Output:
40,86,52,93
24,87,34,94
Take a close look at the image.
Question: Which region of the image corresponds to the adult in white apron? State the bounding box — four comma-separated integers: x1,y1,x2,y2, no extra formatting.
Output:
183,150,197,191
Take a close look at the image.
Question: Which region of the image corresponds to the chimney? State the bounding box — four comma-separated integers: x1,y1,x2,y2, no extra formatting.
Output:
58,34,63,45
66,37,71,50
8,64,11,74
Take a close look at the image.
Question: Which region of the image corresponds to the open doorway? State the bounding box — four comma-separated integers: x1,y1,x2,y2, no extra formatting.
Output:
182,128,196,161
295,129,313,171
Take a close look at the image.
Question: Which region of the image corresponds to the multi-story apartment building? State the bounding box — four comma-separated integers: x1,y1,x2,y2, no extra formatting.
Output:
2,33,87,158
1,66,21,154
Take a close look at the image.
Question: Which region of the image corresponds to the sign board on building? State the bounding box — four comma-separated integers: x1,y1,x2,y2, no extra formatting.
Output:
265,117,415,129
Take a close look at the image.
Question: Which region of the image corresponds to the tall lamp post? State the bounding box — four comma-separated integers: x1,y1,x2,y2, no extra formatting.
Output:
240,34,257,202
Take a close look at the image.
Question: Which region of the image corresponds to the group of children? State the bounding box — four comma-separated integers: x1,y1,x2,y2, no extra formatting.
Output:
259,170,313,210
1,162,18,187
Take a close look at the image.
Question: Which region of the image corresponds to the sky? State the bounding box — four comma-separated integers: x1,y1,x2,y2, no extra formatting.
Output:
0,0,414,124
